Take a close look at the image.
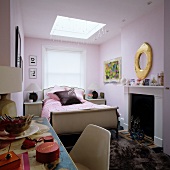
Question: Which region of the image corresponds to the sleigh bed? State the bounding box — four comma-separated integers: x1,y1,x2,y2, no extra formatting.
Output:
41,85,119,136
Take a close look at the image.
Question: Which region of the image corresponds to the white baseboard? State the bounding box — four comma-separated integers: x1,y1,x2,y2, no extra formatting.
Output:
154,136,163,147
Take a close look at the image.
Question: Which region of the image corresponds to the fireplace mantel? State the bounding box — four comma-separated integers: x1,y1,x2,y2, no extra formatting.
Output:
123,85,164,147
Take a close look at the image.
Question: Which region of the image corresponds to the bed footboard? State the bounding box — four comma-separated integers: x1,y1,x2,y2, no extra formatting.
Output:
50,107,119,136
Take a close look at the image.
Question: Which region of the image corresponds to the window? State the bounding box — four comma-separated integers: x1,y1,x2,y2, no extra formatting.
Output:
43,46,86,89
50,16,106,39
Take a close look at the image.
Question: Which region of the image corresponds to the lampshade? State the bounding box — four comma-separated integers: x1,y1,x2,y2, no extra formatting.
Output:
25,83,41,102
0,66,22,94
0,66,22,117
25,83,41,92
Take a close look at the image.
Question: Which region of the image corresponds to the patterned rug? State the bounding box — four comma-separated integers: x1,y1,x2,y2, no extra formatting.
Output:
110,136,170,170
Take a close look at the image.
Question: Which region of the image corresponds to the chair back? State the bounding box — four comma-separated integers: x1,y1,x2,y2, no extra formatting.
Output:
70,124,111,170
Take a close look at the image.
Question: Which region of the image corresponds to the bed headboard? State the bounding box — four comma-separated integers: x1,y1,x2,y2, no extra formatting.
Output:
43,86,85,100
43,86,54,99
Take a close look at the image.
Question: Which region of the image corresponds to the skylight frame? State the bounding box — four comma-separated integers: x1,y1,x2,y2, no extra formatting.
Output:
50,16,106,39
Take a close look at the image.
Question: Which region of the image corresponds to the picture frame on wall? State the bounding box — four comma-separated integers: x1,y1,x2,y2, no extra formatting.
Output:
20,56,23,81
29,55,37,66
104,57,122,83
15,26,21,68
29,68,37,79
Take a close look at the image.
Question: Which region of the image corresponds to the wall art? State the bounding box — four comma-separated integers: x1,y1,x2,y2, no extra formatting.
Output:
104,57,121,83
29,68,37,79
15,26,21,67
29,55,37,66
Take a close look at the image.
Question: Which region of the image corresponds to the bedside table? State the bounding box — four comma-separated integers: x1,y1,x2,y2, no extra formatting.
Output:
86,98,106,105
24,101,42,116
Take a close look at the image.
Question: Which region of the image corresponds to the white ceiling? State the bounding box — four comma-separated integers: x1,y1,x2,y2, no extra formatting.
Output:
20,0,162,45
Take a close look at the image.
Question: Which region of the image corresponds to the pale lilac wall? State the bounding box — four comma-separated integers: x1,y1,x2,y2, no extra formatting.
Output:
24,38,100,100
121,4,164,79
99,4,164,120
0,0,24,116
99,35,124,117
10,0,24,116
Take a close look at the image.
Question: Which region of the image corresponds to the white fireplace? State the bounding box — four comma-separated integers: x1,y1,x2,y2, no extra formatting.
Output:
122,86,164,147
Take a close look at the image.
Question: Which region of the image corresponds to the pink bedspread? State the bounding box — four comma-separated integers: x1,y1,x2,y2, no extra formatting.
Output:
41,98,111,120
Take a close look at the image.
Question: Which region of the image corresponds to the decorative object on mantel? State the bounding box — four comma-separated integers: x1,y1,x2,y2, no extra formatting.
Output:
135,42,152,80
150,74,159,86
158,71,164,86
130,79,135,86
143,79,150,86
120,77,126,85
104,57,121,83
126,79,130,86
136,78,142,86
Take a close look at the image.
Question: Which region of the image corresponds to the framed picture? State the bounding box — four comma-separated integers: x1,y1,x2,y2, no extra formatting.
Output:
15,26,21,68
29,55,37,66
29,68,37,79
144,79,150,86
20,56,23,81
104,57,121,83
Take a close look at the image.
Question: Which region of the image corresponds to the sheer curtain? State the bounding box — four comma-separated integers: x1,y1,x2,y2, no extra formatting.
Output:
43,47,86,89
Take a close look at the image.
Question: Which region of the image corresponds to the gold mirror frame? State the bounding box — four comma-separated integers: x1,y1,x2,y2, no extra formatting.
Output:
135,42,152,80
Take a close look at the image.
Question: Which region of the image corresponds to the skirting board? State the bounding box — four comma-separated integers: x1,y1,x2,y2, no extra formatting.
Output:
154,136,163,147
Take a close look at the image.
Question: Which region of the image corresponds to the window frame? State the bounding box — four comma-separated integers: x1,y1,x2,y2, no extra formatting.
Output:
42,45,86,89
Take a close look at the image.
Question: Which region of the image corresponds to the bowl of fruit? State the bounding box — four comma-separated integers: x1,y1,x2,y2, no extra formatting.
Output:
0,114,34,135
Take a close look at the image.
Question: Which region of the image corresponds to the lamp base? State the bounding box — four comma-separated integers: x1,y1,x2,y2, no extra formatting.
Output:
29,92,38,102
92,91,98,99
0,94,17,117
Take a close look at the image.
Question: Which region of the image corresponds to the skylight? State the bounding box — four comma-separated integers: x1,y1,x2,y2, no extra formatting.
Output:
50,16,106,39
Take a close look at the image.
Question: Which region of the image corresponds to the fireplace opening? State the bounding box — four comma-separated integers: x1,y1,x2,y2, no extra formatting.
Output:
131,94,154,139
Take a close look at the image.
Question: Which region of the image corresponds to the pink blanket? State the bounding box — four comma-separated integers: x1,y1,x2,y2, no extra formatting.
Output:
41,98,111,120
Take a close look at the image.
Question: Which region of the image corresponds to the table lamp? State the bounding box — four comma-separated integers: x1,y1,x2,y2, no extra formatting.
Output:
0,66,22,117
25,83,41,102
88,83,99,99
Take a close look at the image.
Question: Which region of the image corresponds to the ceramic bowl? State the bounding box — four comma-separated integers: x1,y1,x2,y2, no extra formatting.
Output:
4,115,34,135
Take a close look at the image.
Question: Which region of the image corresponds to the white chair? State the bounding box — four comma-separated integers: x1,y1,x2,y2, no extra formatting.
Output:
69,124,111,170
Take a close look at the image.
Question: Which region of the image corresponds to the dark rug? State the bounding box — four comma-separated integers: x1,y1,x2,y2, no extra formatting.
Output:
59,130,170,170
110,136,170,170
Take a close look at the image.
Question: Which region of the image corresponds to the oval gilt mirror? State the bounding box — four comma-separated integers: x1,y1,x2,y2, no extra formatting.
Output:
135,42,152,80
